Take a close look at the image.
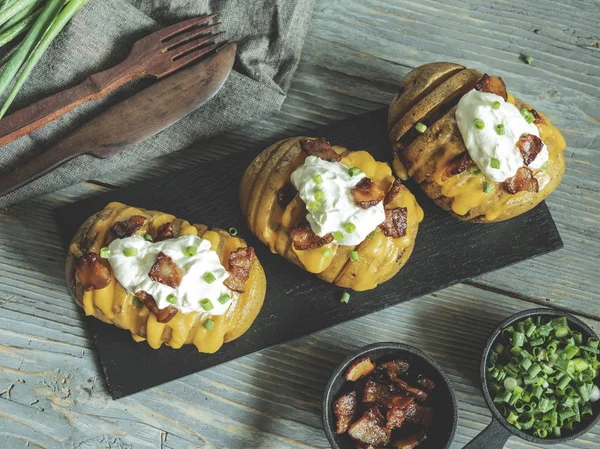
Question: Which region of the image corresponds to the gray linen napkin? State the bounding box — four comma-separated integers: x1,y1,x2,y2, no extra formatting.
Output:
0,0,315,207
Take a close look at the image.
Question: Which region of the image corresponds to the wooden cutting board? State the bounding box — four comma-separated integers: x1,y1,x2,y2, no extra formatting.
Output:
56,107,563,398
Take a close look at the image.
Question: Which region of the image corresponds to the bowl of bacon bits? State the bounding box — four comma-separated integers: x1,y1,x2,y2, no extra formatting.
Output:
322,342,458,449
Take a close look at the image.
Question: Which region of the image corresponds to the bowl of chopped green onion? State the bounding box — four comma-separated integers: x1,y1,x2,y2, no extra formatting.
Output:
465,309,600,448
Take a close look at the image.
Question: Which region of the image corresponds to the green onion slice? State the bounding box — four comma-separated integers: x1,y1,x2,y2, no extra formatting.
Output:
228,227,238,236
344,222,356,233
314,189,325,201
166,294,177,304
100,247,110,258
415,122,427,133
496,124,505,136
132,296,143,308
203,272,216,284
218,293,230,304
333,231,343,241
474,119,485,130
199,298,214,311
348,167,361,177
124,247,138,257
483,182,493,194
144,234,153,242
492,101,501,110
204,319,215,330
350,251,359,262
313,174,323,185
322,247,332,257
491,158,501,169
184,246,198,257
340,292,350,304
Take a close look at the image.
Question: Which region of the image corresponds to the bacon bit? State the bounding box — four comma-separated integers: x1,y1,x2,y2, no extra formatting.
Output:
416,375,436,393
529,109,546,126
110,215,146,238
348,406,391,446
75,252,111,291
381,359,410,378
290,225,334,250
333,390,358,435
442,152,472,181
300,138,341,162
351,178,385,208
224,247,255,293
516,134,543,166
404,403,434,430
277,183,298,209
384,179,403,206
345,356,377,382
135,290,178,323
474,74,508,101
148,252,183,288
378,208,408,239
389,376,428,403
504,167,539,194
155,222,175,242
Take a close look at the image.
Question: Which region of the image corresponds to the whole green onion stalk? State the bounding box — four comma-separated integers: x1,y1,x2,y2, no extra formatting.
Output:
0,0,90,117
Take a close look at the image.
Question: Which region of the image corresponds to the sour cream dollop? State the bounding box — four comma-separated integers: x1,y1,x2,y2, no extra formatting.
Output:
455,89,548,182
107,235,231,315
290,155,385,246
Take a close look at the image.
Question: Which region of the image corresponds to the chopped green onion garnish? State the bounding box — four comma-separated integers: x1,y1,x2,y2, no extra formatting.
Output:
144,234,153,242
470,166,481,175
307,200,321,211
350,251,359,262
184,246,198,257
542,161,549,170
486,315,600,439
228,227,238,236
123,247,138,257
199,299,214,311
525,114,535,124
491,158,501,169
344,222,356,233
483,182,493,194
474,119,485,130
204,319,215,330
218,293,230,304
524,55,533,65
314,189,325,201
415,122,427,133
203,272,216,284
333,231,343,241
322,247,332,257
340,292,350,304
132,296,143,308
492,101,501,110
100,247,110,258
166,294,177,304
496,124,505,136
348,167,361,177
313,174,323,185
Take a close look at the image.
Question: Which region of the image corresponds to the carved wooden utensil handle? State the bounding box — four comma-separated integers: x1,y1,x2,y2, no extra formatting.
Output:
0,59,145,148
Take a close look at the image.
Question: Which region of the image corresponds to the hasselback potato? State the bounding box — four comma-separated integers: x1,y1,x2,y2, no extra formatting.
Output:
240,137,423,291
389,62,566,222
66,202,266,353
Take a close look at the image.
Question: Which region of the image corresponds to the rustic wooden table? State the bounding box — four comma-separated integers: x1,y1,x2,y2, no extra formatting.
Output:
1,1,599,448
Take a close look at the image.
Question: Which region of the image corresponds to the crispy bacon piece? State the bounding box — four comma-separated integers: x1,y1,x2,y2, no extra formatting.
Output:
135,290,178,323
148,252,183,288
75,252,111,291
389,376,428,403
384,179,403,206
363,379,398,405
384,394,415,411
300,138,341,162
474,73,508,101
351,178,385,208
290,225,334,250
442,152,472,181
381,359,410,378
378,207,408,239
110,215,146,238
390,432,427,449
277,183,298,209
516,133,543,166
404,403,433,430
529,109,546,126
416,375,436,393
223,247,255,293
348,406,391,446
333,390,358,434
504,167,539,194
345,356,377,382
155,222,175,242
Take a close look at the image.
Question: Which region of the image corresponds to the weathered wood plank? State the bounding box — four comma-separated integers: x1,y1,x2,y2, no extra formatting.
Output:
1,0,599,447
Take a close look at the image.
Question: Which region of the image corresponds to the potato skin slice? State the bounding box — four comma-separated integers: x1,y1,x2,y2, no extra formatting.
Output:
240,137,423,291
388,62,566,223
66,202,266,353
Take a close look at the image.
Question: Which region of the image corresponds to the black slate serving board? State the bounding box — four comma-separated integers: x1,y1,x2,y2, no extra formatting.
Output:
56,108,563,398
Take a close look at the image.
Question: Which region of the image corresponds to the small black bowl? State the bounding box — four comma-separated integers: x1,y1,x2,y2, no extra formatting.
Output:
322,342,458,449
465,308,600,448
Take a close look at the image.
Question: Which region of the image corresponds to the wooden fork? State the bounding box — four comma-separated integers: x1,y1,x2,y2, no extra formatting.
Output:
0,15,225,147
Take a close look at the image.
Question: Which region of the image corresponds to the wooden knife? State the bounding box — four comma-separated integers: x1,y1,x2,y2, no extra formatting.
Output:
0,43,236,198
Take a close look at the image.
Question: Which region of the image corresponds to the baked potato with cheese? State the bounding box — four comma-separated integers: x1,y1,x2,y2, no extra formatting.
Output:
388,62,566,222
240,137,423,291
66,202,266,353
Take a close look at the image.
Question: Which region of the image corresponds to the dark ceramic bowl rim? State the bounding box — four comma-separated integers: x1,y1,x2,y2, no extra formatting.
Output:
481,308,600,445
322,341,458,449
